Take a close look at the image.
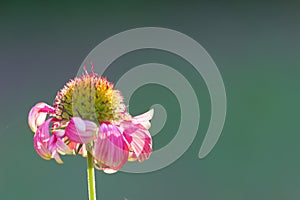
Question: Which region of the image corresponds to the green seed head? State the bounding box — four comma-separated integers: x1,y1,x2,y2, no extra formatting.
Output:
54,72,126,124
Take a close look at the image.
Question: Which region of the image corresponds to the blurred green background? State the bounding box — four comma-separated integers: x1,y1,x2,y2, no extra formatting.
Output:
0,1,300,200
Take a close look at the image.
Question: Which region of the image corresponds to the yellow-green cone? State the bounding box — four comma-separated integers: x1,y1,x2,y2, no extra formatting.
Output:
54,72,126,124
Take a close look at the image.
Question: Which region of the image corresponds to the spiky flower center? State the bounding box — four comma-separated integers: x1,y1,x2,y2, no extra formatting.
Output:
54,72,125,124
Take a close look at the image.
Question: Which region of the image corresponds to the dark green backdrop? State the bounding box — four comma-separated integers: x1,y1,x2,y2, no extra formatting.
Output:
0,1,299,200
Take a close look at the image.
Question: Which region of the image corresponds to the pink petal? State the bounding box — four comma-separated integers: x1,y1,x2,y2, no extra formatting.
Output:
34,118,71,164
65,117,97,144
54,129,65,137
131,109,154,129
93,123,129,171
28,102,55,132
122,121,152,162
103,168,118,174
52,150,63,164
94,163,118,174
56,137,73,155
48,134,66,164
33,118,52,160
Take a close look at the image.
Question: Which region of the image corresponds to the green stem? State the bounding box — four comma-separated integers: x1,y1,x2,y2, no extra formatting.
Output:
87,151,96,200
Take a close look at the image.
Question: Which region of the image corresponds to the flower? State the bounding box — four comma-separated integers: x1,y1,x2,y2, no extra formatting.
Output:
28,68,153,173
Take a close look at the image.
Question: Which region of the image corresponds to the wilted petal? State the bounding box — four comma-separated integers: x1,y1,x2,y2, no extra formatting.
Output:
28,102,55,132
47,135,63,164
56,137,73,155
103,168,118,174
122,121,152,162
65,117,97,144
33,118,52,160
50,130,72,155
94,163,118,174
54,129,65,137
52,151,63,164
93,123,129,171
131,109,154,129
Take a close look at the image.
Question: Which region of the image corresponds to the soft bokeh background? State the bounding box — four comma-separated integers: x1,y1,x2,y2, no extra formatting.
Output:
0,1,299,200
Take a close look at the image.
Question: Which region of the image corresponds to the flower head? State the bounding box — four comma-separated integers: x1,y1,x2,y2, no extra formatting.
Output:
28,68,153,173
54,71,125,123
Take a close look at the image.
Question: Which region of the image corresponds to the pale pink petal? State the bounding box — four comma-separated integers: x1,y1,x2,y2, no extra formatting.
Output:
65,117,97,144
94,163,118,174
132,109,154,121
28,102,55,132
56,137,73,155
93,123,129,171
122,121,152,162
52,151,63,164
103,168,118,174
34,119,68,164
131,109,154,129
48,134,70,163
33,118,52,160
54,130,65,137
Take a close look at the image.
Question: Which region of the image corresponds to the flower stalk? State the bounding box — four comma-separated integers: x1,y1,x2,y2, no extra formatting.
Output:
87,151,96,200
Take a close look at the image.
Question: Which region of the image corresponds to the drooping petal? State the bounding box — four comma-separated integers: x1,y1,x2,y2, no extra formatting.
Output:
131,109,154,129
122,121,152,162
47,135,64,164
103,168,118,174
52,150,63,164
94,163,118,174
51,129,73,155
33,118,53,160
65,117,97,144
54,129,65,137
56,137,73,155
28,102,55,132
34,120,72,164
48,133,73,163
93,123,129,171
